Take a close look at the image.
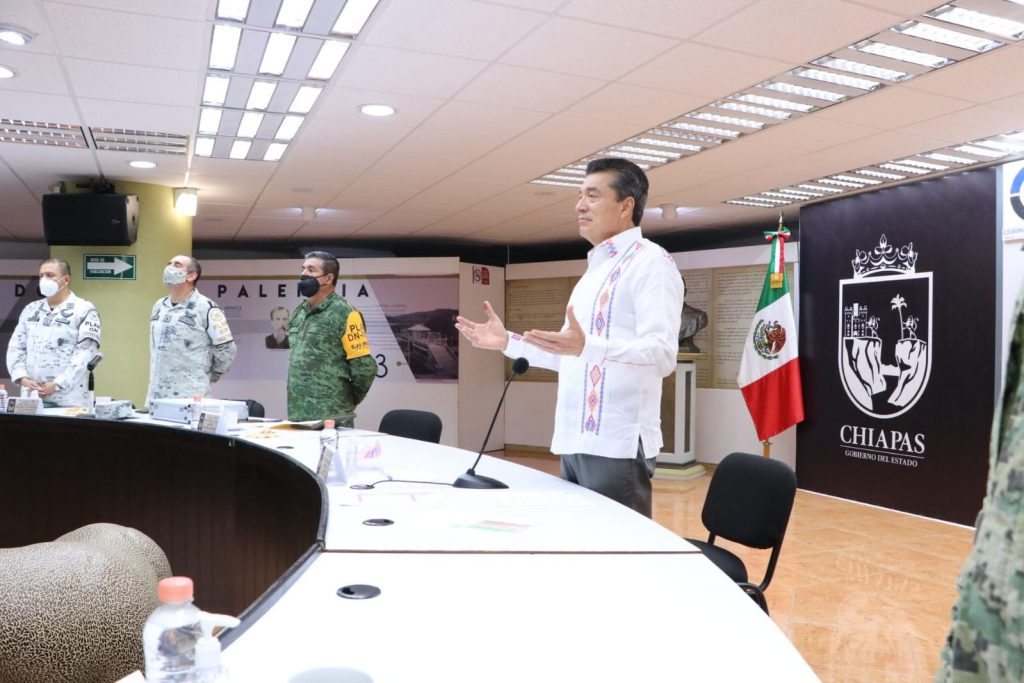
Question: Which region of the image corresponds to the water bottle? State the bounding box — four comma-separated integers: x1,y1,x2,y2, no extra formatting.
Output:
189,394,203,430
0,387,7,413
143,576,202,682
318,420,345,484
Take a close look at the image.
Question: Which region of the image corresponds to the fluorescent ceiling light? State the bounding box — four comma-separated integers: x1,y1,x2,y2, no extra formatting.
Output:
194,137,215,156
0,26,32,46
173,187,199,217
650,127,726,144
762,81,846,102
237,112,263,138
229,140,251,159
798,183,843,194
276,0,315,28
926,5,1024,40
715,101,791,119
602,149,669,163
879,162,930,174
359,103,395,117
216,0,249,21
332,0,380,37
793,68,879,91
853,40,952,68
246,81,277,110
198,108,223,135
832,174,881,185
203,75,230,106
924,152,973,164
975,139,1024,153
543,174,583,183
260,32,296,75
209,24,242,70
854,169,906,180
690,112,765,129
290,86,322,113
812,57,908,81
553,167,586,176
817,178,863,188
666,121,741,137
532,179,578,188
613,145,681,159
727,200,777,207
633,137,701,152
264,142,288,161
763,191,810,200
734,93,814,112
744,196,789,204
275,115,303,140
895,158,948,171
895,20,1002,52
954,144,1008,158
129,160,156,169
777,188,822,197
0,65,14,79
308,40,350,80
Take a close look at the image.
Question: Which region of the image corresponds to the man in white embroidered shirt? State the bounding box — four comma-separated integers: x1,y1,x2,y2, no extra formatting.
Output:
456,158,683,517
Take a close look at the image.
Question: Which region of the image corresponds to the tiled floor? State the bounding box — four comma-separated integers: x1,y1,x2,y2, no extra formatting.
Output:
502,451,974,683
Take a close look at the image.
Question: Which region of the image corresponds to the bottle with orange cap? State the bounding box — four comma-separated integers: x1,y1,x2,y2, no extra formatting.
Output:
143,576,203,682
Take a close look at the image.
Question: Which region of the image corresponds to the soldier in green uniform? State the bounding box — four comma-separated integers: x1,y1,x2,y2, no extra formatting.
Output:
287,251,377,427
936,283,1024,682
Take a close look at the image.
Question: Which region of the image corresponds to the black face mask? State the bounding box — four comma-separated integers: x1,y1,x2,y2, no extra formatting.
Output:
298,275,321,298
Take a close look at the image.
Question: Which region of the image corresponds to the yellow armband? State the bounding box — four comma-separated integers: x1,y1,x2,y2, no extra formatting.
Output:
342,311,371,359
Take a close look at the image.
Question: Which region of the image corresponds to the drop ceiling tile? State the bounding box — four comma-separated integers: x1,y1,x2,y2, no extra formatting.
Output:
478,0,564,10
751,116,881,153
76,99,193,134
558,0,760,40
44,5,206,70
45,0,208,20
63,58,198,107
456,64,605,113
816,87,974,129
904,45,1024,105
0,92,80,122
421,100,549,138
366,0,545,60
695,0,903,64
293,222,366,239
315,87,445,127
562,83,707,126
500,17,678,80
896,105,1024,144
336,45,487,99
0,52,69,95
621,43,790,99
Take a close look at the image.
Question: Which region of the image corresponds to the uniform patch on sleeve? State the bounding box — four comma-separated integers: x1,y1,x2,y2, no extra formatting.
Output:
208,307,234,344
342,311,371,359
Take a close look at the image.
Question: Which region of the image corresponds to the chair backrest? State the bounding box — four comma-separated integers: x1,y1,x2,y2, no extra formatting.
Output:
244,399,266,418
378,409,443,443
701,452,797,550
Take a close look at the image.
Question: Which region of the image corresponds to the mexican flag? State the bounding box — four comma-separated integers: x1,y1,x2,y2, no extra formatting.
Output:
738,224,804,442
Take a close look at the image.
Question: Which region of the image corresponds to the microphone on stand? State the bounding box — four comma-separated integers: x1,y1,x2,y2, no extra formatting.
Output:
453,357,529,490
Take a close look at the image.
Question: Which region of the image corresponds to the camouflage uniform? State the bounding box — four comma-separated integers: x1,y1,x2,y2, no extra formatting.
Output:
146,288,236,407
937,286,1024,682
5,292,101,407
287,291,376,426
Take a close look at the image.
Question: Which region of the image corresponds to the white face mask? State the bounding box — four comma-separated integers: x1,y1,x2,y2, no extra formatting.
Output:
163,265,189,286
39,277,61,298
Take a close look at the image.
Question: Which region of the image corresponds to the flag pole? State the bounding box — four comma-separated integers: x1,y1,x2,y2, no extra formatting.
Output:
762,438,772,458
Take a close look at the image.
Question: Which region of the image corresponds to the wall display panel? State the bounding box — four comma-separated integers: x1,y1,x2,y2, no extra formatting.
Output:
797,168,997,525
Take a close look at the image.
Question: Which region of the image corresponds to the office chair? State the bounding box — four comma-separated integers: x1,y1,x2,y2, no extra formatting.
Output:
685,452,797,615
378,409,443,443
228,399,266,418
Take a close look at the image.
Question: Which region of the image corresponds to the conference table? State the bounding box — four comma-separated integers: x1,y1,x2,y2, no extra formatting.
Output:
0,410,819,682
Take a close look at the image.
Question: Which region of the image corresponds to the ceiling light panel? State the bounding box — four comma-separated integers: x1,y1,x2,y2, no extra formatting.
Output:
89,128,189,154
333,0,381,37
217,0,250,21
852,40,953,68
259,32,296,74
894,20,1002,52
275,0,316,29
0,119,88,148
926,5,1024,40
791,67,880,91
810,57,910,81
210,24,242,70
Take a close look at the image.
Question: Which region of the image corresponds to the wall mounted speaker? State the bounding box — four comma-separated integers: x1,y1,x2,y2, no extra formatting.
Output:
42,193,139,246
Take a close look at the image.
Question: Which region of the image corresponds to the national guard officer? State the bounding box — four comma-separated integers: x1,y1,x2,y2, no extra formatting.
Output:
287,251,377,426
145,255,236,407
6,258,101,407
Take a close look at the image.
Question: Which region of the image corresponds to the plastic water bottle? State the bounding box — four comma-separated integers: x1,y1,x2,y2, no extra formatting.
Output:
318,420,345,484
143,576,202,682
0,387,7,413
189,394,203,430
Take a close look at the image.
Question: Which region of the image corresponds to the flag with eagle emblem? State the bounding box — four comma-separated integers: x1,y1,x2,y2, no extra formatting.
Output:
738,221,805,442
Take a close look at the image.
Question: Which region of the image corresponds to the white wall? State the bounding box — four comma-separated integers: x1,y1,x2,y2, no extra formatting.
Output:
458,263,506,452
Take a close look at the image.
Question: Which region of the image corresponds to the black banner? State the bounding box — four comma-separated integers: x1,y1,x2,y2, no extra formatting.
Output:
797,167,997,525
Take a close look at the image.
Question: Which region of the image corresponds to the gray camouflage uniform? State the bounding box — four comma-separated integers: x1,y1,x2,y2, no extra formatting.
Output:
936,284,1024,682
145,288,236,407
5,292,101,407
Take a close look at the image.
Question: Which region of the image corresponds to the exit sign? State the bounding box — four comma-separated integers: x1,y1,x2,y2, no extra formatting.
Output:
83,254,136,280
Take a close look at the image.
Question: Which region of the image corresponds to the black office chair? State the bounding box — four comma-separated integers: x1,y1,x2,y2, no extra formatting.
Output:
378,409,442,443
685,452,797,615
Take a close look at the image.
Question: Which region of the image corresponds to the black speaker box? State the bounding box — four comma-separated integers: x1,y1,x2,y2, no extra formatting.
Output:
42,193,139,246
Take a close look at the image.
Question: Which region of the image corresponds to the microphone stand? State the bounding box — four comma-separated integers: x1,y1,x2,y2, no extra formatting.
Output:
453,359,528,489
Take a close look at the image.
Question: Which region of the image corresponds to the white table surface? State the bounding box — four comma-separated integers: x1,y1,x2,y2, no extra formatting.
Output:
222,551,820,683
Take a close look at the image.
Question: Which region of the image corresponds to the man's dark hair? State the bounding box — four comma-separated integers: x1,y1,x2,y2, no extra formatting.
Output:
185,256,202,283
40,258,71,278
585,157,649,226
304,251,339,286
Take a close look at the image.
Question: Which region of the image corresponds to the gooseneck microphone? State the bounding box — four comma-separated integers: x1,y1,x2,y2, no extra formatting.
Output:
453,356,529,489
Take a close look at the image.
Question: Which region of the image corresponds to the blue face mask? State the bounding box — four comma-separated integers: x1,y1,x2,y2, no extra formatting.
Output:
298,275,321,297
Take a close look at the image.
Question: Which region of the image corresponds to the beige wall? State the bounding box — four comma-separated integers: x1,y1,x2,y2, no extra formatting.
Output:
52,182,190,407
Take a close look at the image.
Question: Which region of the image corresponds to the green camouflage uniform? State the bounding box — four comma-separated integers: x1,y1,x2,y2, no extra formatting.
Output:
287,291,377,426
937,285,1024,682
